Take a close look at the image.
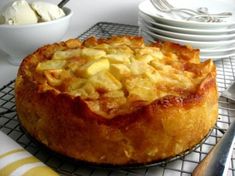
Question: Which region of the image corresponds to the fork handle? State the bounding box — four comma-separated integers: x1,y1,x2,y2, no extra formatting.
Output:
192,121,235,176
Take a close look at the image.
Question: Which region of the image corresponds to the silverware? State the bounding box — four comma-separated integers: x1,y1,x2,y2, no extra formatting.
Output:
221,82,235,102
192,82,235,176
150,0,232,22
151,0,198,16
197,7,232,17
58,0,70,8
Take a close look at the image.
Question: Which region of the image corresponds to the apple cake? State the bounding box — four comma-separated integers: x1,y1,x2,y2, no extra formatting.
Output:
15,36,218,166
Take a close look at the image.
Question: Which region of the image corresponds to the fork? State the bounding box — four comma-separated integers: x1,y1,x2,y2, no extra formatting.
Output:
151,0,198,16
151,0,232,17
151,0,232,22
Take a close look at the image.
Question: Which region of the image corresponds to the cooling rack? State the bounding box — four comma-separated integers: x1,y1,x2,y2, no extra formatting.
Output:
0,22,235,176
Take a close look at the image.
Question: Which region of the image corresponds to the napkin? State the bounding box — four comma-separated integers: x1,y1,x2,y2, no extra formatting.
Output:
0,131,59,176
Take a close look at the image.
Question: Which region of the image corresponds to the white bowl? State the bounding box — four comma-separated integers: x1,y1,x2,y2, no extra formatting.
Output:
0,7,72,65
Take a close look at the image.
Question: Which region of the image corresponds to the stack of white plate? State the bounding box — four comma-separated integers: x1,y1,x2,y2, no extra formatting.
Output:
138,0,235,61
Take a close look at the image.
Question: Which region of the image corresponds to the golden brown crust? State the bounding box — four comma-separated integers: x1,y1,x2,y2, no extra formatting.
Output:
15,36,218,165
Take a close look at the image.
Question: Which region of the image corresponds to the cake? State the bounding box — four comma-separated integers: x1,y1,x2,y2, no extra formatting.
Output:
15,36,218,166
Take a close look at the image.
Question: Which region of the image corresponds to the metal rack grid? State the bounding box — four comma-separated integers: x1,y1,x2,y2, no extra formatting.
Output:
0,22,235,176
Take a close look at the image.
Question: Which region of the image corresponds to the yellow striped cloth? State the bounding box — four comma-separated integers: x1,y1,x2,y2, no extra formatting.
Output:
0,131,59,176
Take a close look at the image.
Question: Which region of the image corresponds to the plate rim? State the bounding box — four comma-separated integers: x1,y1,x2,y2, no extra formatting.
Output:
139,19,235,41
139,12,235,34
140,28,235,48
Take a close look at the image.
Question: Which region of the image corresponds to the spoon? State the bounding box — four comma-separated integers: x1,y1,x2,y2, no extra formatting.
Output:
58,0,70,8
192,82,235,176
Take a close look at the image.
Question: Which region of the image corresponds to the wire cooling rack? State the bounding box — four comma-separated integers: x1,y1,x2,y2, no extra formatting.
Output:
0,22,235,176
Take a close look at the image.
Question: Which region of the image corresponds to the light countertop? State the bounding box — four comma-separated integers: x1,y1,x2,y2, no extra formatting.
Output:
0,0,144,87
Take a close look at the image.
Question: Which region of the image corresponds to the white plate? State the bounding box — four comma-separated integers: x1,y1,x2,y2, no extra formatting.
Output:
141,32,235,61
139,0,235,29
200,52,235,60
200,44,235,53
139,19,235,41
140,28,235,49
139,12,235,35
199,46,235,58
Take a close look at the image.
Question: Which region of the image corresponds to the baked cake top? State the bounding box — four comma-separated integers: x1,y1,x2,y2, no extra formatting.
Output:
19,36,215,118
